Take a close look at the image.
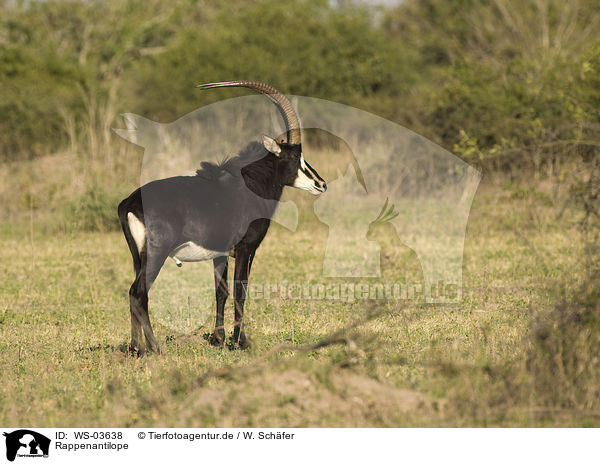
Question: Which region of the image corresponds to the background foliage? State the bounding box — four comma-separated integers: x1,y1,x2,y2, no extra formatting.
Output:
1,0,600,427
1,0,598,173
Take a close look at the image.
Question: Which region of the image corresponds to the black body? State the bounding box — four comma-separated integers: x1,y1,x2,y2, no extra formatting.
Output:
118,140,325,353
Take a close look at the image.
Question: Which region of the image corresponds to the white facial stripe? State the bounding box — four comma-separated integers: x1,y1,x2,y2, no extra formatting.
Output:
293,167,320,194
293,153,325,195
302,154,324,181
299,154,318,180
293,156,319,194
300,154,307,171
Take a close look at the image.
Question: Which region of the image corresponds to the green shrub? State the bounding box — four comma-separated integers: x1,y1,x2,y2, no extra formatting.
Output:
530,275,600,409
66,184,123,232
1,0,599,176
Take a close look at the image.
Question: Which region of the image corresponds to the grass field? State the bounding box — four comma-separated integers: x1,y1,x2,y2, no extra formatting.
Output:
0,151,596,427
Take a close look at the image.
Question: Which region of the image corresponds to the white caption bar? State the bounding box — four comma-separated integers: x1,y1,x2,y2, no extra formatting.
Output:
0,428,597,463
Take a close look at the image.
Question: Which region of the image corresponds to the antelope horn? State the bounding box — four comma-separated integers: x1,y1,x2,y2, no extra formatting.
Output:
196,80,301,145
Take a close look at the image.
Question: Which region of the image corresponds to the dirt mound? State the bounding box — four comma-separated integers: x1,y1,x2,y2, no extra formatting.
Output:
165,368,428,427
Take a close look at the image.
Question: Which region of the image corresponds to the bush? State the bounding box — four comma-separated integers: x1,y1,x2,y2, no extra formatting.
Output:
530,275,600,409
1,0,598,176
529,164,600,409
66,184,123,232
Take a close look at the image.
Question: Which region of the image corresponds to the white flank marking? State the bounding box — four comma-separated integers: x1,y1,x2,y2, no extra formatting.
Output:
127,212,146,253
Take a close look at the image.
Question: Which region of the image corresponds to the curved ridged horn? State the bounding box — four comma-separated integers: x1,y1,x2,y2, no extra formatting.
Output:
196,80,301,144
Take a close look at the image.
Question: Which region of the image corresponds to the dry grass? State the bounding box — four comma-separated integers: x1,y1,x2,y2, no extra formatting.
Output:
0,148,596,427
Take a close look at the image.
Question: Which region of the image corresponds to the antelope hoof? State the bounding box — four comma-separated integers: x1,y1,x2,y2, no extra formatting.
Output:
229,332,250,350
143,338,162,355
129,343,145,357
208,330,225,347
148,344,162,355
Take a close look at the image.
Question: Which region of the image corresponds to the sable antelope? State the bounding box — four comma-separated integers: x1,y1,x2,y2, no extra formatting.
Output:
118,81,327,354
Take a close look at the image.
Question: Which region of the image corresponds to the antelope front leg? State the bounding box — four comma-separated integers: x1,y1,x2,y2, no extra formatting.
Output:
232,250,252,349
209,256,228,346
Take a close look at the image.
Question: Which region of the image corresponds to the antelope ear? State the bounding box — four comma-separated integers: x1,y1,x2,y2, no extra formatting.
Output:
262,134,282,156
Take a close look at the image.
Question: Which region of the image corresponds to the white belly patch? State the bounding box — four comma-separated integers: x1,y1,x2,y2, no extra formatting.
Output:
169,242,228,266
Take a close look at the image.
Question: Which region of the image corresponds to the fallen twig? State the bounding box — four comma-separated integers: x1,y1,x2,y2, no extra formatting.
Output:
193,308,383,388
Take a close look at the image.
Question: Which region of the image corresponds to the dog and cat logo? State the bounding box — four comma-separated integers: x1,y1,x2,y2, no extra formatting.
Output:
3,430,50,461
